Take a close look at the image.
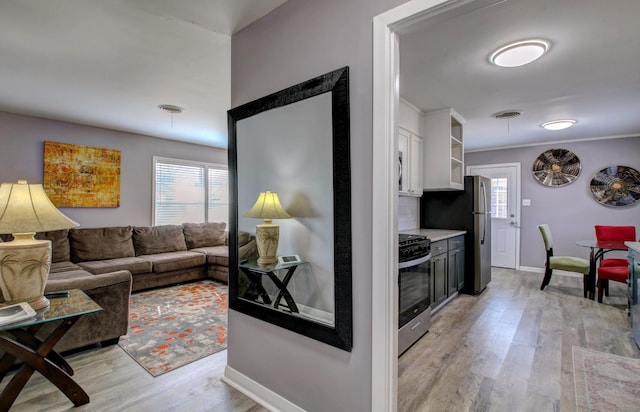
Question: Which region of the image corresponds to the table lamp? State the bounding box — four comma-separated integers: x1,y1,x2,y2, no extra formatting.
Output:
243,191,291,265
0,180,79,309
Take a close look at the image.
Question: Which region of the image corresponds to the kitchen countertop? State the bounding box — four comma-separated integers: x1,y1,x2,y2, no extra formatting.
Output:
626,242,640,254
402,228,466,241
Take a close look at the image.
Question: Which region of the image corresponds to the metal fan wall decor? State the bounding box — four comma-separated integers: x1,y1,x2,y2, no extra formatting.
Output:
532,148,582,187
590,165,640,207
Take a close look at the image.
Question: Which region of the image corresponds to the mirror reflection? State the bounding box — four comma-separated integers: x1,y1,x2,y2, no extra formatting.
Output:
237,92,335,326
228,67,352,351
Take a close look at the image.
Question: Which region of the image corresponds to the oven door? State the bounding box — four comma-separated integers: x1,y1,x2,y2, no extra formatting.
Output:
398,253,432,355
398,253,432,327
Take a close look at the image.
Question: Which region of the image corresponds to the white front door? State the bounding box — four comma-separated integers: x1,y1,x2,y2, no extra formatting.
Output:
467,163,521,269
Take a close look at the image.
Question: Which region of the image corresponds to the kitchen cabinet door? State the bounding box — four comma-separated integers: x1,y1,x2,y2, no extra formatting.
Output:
432,253,447,308
448,235,465,292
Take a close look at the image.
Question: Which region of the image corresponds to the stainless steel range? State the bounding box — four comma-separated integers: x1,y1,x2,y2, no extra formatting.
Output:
398,233,432,355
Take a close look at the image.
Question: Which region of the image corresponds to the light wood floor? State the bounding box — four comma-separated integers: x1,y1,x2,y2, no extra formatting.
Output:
1,268,637,411
399,267,640,411
0,330,266,411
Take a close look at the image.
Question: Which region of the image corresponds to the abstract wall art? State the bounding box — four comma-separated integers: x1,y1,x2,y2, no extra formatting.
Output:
43,141,121,208
590,165,640,207
532,148,581,187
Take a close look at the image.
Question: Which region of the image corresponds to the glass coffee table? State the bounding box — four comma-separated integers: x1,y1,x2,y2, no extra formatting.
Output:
0,289,102,409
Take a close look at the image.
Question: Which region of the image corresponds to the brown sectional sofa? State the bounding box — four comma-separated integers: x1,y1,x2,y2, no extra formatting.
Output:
2,223,256,352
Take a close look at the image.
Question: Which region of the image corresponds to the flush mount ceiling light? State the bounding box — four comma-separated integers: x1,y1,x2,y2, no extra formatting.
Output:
541,119,576,131
158,104,184,114
489,39,550,68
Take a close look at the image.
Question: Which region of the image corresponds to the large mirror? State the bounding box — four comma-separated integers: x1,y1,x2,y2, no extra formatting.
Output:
228,67,352,351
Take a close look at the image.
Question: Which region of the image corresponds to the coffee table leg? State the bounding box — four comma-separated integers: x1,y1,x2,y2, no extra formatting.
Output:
0,316,89,409
270,268,299,313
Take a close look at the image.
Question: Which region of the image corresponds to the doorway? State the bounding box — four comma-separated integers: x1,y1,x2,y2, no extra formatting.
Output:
373,1,469,411
467,163,521,269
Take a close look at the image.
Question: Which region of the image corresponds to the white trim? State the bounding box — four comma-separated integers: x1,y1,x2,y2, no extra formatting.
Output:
464,133,639,153
372,1,453,412
372,14,399,412
399,96,424,115
467,162,521,270
222,365,305,412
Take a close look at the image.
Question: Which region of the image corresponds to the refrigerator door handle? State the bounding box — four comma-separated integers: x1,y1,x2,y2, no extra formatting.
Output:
480,180,488,245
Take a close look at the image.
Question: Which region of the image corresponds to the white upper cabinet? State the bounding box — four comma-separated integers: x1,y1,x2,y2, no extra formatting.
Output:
423,108,465,191
398,99,424,197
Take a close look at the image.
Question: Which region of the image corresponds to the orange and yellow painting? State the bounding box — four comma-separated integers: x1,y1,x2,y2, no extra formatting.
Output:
43,141,121,208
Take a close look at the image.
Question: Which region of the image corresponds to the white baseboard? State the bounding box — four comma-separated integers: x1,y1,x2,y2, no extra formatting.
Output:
518,266,583,278
222,365,305,412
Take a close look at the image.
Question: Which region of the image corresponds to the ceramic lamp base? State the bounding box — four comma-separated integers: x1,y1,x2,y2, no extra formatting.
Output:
255,223,279,265
0,233,52,310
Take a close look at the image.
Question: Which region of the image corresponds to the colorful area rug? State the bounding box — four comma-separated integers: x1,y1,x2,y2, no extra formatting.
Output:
118,280,227,377
573,346,640,411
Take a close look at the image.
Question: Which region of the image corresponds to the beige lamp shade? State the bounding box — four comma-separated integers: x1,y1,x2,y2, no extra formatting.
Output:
0,180,79,234
0,180,79,310
243,191,291,223
243,191,291,265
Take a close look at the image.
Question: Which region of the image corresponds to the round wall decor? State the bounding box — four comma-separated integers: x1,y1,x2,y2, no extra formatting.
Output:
590,165,640,207
532,148,581,187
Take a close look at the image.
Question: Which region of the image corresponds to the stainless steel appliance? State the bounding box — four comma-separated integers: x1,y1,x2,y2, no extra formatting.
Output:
420,175,491,294
398,233,432,355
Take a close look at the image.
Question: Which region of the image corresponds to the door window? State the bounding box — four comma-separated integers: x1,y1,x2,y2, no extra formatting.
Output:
491,177,508,219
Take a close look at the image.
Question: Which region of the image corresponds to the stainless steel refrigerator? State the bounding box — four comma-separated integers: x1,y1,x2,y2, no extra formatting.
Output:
420,175,491,294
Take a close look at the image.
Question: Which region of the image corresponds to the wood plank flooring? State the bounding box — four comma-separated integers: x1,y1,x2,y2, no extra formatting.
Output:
0,333,266,411
1,268,637,411
399,268,639,412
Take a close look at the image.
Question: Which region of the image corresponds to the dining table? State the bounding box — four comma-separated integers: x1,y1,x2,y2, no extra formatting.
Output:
576,239,629,300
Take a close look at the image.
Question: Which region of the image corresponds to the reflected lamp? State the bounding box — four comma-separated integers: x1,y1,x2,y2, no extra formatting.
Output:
243,191,291,265
0,180,79,309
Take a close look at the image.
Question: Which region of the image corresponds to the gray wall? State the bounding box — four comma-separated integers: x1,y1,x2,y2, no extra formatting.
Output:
466,136,640,268
230,0,404,410
0,111,226,227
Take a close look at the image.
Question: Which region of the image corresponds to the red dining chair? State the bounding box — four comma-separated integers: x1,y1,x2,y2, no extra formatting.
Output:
594,225,636,267
597,265,628,303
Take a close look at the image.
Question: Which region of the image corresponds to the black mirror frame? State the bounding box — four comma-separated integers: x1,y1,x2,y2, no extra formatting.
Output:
227,66,352,351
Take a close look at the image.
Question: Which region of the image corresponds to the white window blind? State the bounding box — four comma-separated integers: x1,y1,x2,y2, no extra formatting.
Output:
153,157,228,226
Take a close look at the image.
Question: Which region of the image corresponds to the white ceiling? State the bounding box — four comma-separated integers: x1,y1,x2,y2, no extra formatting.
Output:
0,0,287,148
2,0,639,152
399,0,640,151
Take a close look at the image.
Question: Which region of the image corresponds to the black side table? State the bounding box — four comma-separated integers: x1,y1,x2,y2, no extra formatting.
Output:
0,290,102,409
239,259,308,313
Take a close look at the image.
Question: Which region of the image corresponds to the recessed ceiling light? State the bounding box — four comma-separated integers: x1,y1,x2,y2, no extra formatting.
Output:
489,39,550,68
541,119,576,131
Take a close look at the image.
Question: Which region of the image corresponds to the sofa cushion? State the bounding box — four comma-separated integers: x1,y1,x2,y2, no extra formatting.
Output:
133,225,187,256
69,227,135,262
182,222,226,249
35,229,70,263
191,245,229,266
139,251,206,273
238,231,251,247
47,269,95,281
50,261,84,273
78,257,153,275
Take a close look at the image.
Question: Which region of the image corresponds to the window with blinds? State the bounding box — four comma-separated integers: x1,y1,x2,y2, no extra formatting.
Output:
153,157,228,226
490,177,508,219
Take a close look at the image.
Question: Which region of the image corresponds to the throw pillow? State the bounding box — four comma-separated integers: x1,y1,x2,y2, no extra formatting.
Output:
182,222,227,249
133,225,187,256
69,227,135,262
35,229,70,263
